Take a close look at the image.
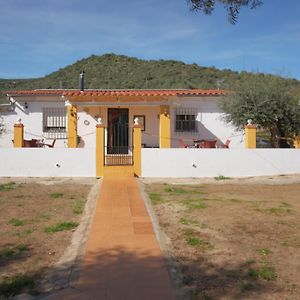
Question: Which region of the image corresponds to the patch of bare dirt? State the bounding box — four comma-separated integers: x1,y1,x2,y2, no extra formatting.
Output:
144,180,300,300
0,178,95,298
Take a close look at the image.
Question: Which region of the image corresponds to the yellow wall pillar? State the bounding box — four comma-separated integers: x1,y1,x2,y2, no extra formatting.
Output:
245,124,257,149
67,105,78,148
294,136,300,148
159,105,171,148
95,124,105,177
13,123,24,148
133,124,142,177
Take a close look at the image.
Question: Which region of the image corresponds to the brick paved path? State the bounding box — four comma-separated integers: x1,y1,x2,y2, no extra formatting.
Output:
43,177,176,300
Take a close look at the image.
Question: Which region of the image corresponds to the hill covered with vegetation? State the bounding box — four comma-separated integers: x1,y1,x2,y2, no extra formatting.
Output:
1,53,300,100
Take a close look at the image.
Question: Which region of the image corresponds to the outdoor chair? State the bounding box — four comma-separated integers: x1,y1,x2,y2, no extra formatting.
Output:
44,139,56,148
217,139,230,148
223,139,230,148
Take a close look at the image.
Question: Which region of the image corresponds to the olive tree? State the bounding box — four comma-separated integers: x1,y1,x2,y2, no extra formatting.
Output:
220,75,300,148
188,0,263,23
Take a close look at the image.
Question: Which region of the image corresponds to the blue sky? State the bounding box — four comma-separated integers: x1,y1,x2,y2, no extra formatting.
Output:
1,0,300,79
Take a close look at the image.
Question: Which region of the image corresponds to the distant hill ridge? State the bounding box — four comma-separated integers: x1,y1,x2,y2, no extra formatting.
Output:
1,53,300,94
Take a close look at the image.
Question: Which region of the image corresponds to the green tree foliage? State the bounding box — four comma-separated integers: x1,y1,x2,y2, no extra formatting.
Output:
188,0,263,23
220,75,300,148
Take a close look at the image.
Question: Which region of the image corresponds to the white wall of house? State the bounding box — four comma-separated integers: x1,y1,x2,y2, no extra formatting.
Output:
76,96,244,149
170,96,244,148
0,148,95,177
0,95,243,149
130,106,160,147
77,106,160,148
0,99,67,148
77,106,100,148
141,149,300,177
1,101,162,149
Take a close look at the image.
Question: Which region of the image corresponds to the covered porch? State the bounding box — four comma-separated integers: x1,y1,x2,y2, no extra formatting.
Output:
64,91,173,150
62,91,175,177
64,89,234,152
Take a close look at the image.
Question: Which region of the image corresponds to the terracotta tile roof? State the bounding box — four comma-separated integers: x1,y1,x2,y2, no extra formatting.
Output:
6,89,225,97
6,89,65,96
63,89,225,97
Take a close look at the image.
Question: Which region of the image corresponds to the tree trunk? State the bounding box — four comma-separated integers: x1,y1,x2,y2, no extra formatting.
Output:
278,124,291,148
269,127,280,148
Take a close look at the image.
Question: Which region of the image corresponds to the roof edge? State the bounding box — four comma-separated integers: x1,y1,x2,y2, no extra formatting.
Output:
5,88,226,97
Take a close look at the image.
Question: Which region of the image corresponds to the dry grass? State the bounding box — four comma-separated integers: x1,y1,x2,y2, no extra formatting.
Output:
0,179,93,298
145,181,300,300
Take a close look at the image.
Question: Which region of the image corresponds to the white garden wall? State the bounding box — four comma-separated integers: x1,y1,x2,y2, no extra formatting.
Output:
0,148,299,178
0,148,95,177
141,149,300,177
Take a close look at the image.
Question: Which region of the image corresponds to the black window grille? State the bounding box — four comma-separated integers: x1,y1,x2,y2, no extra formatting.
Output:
175,108,197,133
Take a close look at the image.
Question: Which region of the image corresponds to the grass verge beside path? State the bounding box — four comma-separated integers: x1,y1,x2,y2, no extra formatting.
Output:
0,178,94,298
145,180,300,299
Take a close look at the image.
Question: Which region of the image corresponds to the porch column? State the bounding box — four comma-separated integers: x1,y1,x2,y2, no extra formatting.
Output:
159,105,171,148
67,104,78,148
294,136,300,149
244,121,256,149
95,124,105,177
14,121,24,148
133,124,142,177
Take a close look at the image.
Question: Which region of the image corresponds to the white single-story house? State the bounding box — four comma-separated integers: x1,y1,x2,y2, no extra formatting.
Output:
0,88,244,150
1,87,300,178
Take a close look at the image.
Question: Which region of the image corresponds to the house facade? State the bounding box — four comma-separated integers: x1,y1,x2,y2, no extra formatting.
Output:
2,88,300,178
0,89,244,151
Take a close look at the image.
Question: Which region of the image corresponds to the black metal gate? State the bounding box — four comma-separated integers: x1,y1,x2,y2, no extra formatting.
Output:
105,108,133,166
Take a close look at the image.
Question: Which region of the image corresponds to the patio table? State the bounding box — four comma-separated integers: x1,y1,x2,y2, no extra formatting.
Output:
193,139,217,148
